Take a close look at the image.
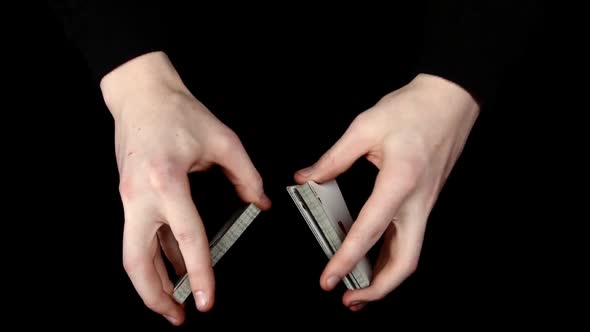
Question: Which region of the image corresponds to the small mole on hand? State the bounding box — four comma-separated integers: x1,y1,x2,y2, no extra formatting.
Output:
128,152,133,156
137,127,141,131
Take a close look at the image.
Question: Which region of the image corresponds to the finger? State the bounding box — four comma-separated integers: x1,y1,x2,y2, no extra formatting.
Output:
158,224,186,276
349,302,367,312
155,248,175,295
320,164,416,291
214,135,271,210
295,117,371,183
123,219,184,326
164,183,215,312
341,223,397,310
369,223,398,278
342,211,426,307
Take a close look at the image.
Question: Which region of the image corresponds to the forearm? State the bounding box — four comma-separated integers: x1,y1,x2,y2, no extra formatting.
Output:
416,0,543,105
47,0,167,82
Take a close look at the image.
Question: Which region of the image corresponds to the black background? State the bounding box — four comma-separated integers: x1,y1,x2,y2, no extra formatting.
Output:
18,2,553,329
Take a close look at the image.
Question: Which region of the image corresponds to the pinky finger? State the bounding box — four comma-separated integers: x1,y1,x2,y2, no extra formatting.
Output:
342,214,426,308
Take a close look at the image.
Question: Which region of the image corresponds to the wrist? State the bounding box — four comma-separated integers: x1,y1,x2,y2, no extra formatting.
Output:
100,51,189,118
410,73,480,114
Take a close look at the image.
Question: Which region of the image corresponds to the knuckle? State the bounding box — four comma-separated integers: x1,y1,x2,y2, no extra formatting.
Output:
403,257,419,277
118,177,135,202
122,253,139,274
371,276,397,301
395,160,421,191
350,112,370,132
350,112,377,142
143,297,163,313
371,287,388,301
146,159,182,193
174,230,198,246
352,111,371,126
166,90,190,108
211,129,240,157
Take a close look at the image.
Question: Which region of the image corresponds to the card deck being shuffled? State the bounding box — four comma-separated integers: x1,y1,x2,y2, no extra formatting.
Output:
172,203,261,304
287,179,372,290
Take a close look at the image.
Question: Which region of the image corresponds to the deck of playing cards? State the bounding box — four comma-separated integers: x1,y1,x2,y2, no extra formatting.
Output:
172,203,261,304
287,179,372,290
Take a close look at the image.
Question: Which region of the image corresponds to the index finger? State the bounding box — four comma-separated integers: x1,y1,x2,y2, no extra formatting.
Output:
320,164,416,291
213,133,271,210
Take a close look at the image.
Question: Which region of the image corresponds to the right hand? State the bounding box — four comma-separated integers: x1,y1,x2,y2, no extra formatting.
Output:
100,52,272,326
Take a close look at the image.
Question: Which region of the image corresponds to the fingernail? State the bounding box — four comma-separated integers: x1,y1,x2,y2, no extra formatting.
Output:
326,275,339,289
350,300,364,306
194,291,208,311
297,166,315,177
164,315,179,325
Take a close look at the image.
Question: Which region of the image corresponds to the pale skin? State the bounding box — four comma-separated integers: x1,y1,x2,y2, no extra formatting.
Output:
100,51,479,324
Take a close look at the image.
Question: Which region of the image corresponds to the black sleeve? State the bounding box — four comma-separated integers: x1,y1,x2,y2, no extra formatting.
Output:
47,0,167,82
416,1,543,105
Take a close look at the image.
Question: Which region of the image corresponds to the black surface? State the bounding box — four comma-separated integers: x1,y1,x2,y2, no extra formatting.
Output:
23,2,552,329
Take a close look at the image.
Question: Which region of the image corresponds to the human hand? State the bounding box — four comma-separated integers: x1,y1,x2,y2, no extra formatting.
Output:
295,74,479,311
100,52,271,325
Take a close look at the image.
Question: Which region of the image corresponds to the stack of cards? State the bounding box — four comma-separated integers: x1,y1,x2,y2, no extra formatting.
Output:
171,179,370,304
172,203,261,304
287,180,372,290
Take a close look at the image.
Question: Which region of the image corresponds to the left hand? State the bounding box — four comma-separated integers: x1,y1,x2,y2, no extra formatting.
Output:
295,73,480,311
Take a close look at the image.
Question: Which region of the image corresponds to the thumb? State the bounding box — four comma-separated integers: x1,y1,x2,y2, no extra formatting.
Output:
295,121,370,184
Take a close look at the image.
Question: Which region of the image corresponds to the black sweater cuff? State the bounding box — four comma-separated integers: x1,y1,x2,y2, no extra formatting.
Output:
416,1,541,106
49,0,167,83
